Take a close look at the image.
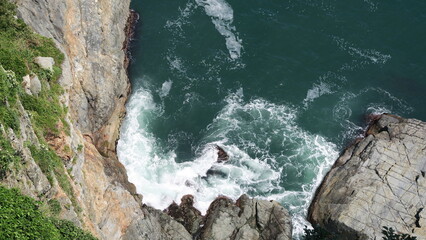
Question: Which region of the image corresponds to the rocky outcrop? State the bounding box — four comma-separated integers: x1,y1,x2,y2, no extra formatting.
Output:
161,195,293,240
12,0,131,154
198,195,292,240
308,114,426,239
166,195,203,235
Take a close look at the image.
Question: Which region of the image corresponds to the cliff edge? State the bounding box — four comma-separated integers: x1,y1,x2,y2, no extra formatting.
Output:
308,114,426,239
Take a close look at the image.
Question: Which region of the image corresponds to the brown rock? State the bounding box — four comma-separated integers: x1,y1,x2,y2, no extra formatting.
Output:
166,195,203,235
216,145,229,163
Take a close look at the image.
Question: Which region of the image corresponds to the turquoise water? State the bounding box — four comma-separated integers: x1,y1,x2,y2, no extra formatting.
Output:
118,0,426,236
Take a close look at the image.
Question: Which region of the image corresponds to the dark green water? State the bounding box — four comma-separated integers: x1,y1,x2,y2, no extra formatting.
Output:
118,0,426,236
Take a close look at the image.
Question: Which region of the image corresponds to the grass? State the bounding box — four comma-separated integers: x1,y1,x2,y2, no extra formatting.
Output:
0,0,68,139
0,134,20,179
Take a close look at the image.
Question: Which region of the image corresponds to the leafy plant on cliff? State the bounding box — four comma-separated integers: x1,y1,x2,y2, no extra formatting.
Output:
0,135,20,179
0,66,20,132
0,0,64,80
28,144,76,206
0,0,68,138
303,225,336,240
0,185,97,240
382,227,417,240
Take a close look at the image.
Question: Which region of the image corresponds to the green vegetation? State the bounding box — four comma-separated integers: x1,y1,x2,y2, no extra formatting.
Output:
382,226,417,240
303,225,336,240
28,144,76,205
48,199,62,216
0,186,96,240
0,0,68,138
0,135,20,178
0,0,64,80
0,66,20,132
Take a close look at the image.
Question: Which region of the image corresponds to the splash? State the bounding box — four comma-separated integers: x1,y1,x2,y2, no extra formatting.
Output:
195,0,243,59
118,88,338,237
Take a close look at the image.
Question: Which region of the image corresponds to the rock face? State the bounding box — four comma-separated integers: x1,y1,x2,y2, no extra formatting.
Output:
308,114,426,239
123,194,293,240
198,195,292,240
166,195,203,235
13,0,131,154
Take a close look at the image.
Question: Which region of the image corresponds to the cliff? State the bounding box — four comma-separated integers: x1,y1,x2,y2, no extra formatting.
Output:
1,0,293,239
3,0,144,238
308,114,426,239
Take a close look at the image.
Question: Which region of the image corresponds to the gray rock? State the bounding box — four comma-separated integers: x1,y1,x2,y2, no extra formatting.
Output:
199,195,292,240
34,57,55,71
22,75,32,95
30,75,41,96
166,195,203,235
309,114,426,239
122,206,192,240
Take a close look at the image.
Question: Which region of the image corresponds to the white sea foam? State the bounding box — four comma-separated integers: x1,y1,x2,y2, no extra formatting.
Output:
303,81,334,107
332,87,413,144
118,87,338,237
332,36,391,64
159,80,173,98
195,0,243,59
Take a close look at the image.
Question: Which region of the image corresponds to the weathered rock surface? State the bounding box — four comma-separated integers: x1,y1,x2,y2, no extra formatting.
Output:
34,56,55,71
166,195,203,235
198,195,292,240
29,74,41,95
21,75,32,95
308,114,426,239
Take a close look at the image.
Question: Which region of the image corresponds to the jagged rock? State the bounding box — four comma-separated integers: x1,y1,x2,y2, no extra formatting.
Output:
122,206,192,240
308,114,426,239
30,74,41,96
34,56,55,71
199,195,292,240
216,145,229,162
166,195,203,235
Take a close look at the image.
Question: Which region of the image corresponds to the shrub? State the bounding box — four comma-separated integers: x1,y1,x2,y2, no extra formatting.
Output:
53,219,97,240
382,226,417,240
303,225,336,240
48,199,62,216
0,186,97,240
0,66,20,132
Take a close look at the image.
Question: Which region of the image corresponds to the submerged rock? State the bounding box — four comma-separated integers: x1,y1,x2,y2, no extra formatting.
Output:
216,145,229,163
308,114,426,239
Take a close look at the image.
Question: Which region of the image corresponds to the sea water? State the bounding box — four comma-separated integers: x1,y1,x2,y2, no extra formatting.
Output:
118,0,426,237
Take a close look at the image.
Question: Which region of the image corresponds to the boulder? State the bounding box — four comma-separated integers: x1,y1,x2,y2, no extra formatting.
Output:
308,114,426,239
22,75,32,95
34,57,55,71
30,75,41,96
216,145,229,163
199,195,292,240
